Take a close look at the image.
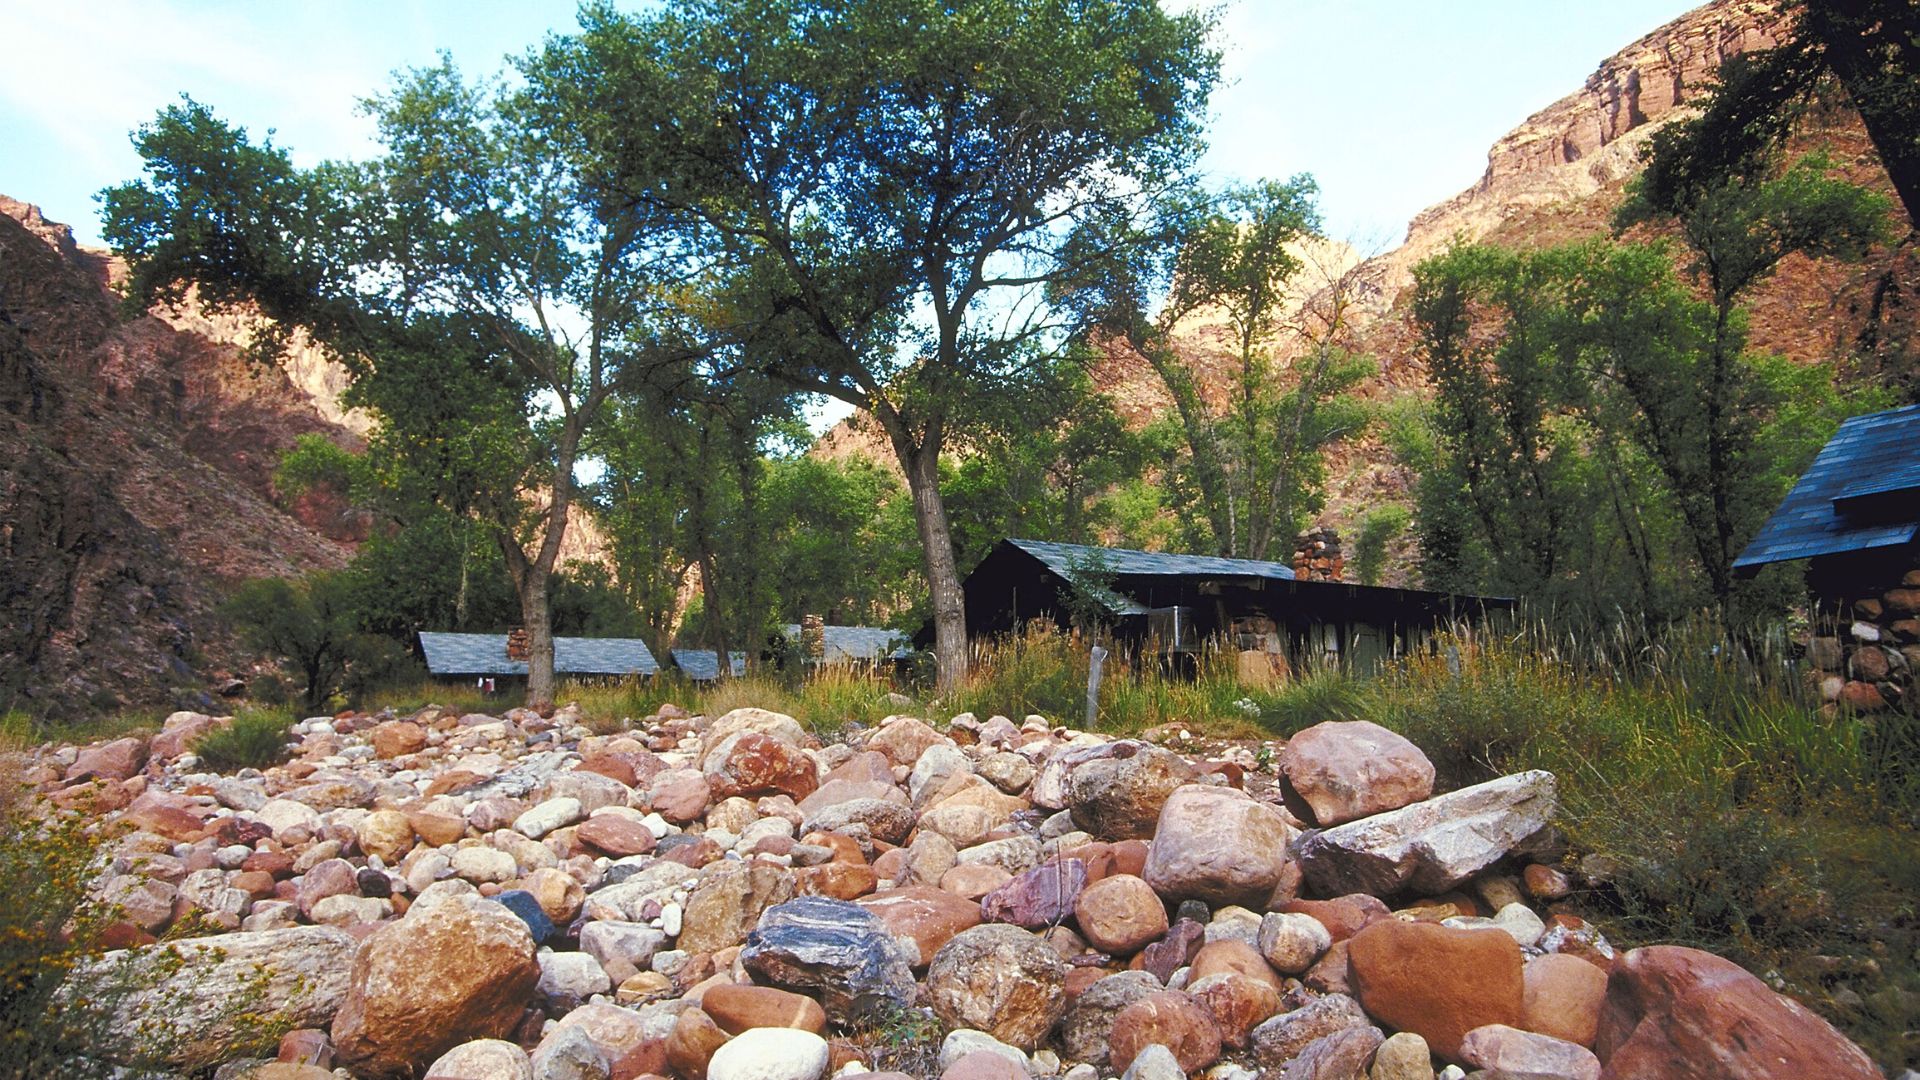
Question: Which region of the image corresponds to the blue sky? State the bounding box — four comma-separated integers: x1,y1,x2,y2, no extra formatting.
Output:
0,0,1697,251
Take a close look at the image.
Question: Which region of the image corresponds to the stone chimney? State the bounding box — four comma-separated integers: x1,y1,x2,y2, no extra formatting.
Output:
505,627,531,662
1292,528,1345,582
800,614,827,664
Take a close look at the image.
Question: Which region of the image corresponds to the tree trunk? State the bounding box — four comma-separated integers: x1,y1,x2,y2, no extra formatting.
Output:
1812,5,1920,234
521,564,557,710
892,430,968,693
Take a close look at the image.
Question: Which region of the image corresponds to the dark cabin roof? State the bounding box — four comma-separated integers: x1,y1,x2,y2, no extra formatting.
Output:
780,623,912,662
1006,538,1297,616
418,632,659,677
1734,403,1920,572
669,649,747,681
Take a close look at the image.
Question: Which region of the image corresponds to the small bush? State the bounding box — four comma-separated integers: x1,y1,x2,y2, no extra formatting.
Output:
191,708,293,772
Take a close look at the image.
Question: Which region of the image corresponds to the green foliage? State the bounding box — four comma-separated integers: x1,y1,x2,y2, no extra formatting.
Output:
1351,504,1412,586
191,708,294,772
1406,228,1872,623
221,572,364,711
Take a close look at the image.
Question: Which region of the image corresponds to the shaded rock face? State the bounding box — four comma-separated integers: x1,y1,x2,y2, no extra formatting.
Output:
1295,771,1557,896
330,894,541,1078
0,198,357,715
1595,945,1883,1080
740,896,916,1021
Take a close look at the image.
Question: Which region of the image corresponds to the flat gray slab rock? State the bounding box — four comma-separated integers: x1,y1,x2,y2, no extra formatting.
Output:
1294,770,1557,897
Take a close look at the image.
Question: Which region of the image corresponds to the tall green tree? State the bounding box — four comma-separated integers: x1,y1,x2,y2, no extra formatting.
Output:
1060,177,1373,560
1616,152,1891,606
544,0,1219,690
103,52,703,708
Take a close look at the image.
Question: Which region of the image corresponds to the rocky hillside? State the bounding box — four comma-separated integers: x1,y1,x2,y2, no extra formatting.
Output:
0,197,361,716
16,704,1886,1077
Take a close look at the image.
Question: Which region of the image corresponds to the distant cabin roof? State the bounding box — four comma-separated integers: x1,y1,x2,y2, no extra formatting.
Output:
669,649,747,682
1735,403,1920,572
1009,538,1298,583
779,624,912,662
418,632,659,677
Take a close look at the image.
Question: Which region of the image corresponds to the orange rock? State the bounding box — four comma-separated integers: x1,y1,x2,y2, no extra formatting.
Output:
665,1008,730,1080
1107,989,1222,1074
1347,919,1523,1063
406,810,466,847
1073,874,1167,955
368,721,427,760
1523,953,1607,1048
796,862,878,900
701,984,827,1035
1188,940,1279,992
855,886,983,968
1188,971,1281,1049
939,863,1011,900
1596,945,1881,1079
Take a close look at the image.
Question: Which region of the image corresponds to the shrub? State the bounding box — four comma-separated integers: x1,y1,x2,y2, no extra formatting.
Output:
191,708,293,772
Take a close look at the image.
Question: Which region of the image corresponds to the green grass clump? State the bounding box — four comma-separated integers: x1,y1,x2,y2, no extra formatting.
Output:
190,708,293,772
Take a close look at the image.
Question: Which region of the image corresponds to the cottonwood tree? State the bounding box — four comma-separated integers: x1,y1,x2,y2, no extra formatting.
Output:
1061,178,1371,560
543,0,1220,690
103,55,702,708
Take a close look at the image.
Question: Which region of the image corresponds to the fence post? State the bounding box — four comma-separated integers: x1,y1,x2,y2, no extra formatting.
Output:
1086,644,1108,730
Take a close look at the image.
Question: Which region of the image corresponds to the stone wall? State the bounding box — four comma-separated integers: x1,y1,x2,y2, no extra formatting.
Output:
1292,528,1344,582
1807,551,1920,714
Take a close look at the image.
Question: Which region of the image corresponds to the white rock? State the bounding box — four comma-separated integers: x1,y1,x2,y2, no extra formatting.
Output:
1258,911,1332,975
515,797,585,839
1295,771,1557,896
425,1038,534,1079
939,1028,1028,1071
1121,1043,1185,1080
451,846,519,884
706,1027,829,1080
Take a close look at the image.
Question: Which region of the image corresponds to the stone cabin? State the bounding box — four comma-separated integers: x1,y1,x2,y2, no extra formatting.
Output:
1735,402,1920,712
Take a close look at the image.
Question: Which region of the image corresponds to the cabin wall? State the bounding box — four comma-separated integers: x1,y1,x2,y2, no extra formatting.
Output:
1806,545,1920,713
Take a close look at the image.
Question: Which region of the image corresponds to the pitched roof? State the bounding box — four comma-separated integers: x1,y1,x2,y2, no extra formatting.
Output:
1008,538,1298,583
779,624,912,662
668,649,747,681
417,632,659,677
1735,404,1920,571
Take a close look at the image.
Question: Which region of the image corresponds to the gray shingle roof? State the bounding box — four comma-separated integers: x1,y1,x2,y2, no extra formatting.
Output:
1006,538,1296,614
1735,404,1920,570
668,649,747,681
779,624,912,662
418,632,659,677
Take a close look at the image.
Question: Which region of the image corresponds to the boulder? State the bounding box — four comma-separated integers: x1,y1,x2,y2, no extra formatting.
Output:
705,1027,829,1080
1187,972,1281,1049
1258,911,1332,975
1107,990,1223,1075
331,891,541,1077
980,858,1088,930
679,862,798,955
1368,1031,1433,1080
1073,873,1168,955
1141,785,1295,907
702,983,828,1035
1295,771,1557,897
1276,1025,1383,1080
529,1024,611,1080
925,924,1070,1051
369,721,428,760
802,798,917,846
537,951,611,1013
62,926,355,1070
1522,953,1606,1048
1594,945,1880,1079
705,732,821,802
866,717,950,766
740,896,916,1021
1457,1024,1598,1080
1250,993,1372,1069
1346,920,1523,1063
701,708,808,767
649,769,713,823
576,815,657,858
854,886,983,968
68,736,150,782
1278,720,1434,826
424,1039,533,1080
1067,742,1198,840
579,921,668,986
1058,970,1162,1067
